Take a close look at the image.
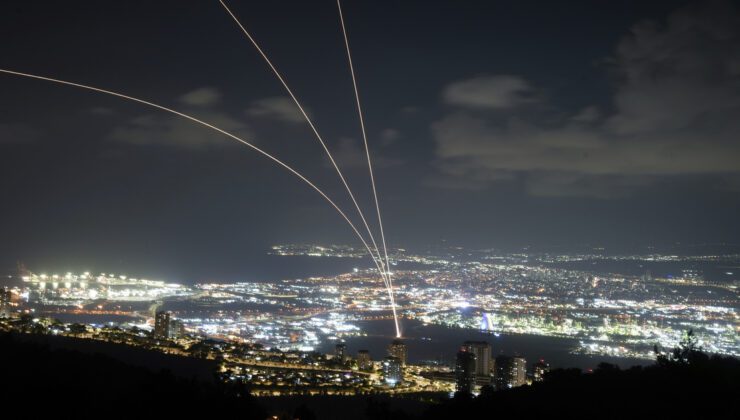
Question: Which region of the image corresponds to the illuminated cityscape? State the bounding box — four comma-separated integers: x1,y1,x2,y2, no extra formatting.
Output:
0,242,737,397
1,0,739,418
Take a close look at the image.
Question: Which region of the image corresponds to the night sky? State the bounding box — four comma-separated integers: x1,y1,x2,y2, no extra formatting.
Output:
1,0,739,281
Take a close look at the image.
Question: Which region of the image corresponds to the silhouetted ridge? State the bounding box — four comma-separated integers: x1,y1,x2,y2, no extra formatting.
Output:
422,355,739,419
0,333,266,418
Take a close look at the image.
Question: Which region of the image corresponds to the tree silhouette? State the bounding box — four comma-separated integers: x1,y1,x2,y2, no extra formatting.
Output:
655,329,708,366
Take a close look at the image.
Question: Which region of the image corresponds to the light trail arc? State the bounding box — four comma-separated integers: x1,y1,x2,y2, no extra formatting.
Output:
336,0,399,337
217,0,391,287
0,68,394,294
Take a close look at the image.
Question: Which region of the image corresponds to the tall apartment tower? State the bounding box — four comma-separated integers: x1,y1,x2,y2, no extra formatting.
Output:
511,356,527,387
455,349,477,394
335,343,347,362
462,341,492,376
382,356,403,385
388,339,408,366
153,310,171,339
357,350,372,370
0,287,12,318
533,359,550,382
495,355,528,389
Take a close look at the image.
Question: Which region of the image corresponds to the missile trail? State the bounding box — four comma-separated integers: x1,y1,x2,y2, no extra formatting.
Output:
218,0,391,287
336,0,400,337
218,0,400,336
0,68,394,292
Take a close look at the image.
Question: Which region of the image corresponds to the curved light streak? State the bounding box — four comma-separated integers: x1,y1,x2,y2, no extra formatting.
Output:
336,0,399,337
218,0,390,287
0,68,394,294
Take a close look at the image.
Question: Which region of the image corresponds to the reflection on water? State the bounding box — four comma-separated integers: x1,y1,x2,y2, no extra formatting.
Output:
40,313,141,325
321,319,651,370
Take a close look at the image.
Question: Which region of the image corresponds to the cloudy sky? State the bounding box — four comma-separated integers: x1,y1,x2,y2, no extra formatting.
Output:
1,0,739,280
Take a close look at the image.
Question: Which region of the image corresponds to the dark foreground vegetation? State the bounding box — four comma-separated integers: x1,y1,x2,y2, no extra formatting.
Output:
0,333,267,418
1,331,737,419
421,332,738,419
426,351,739,419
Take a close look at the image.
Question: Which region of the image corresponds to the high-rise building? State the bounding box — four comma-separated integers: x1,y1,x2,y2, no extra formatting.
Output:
494,355,512,390
512,356,527,387
0,287,12,318
153,310,171,339
388,339,407,366
382,356,403,385
494,355,527,389
455,349,477,394
533,359,550,382
335,343,347,362
463,341,492,376
357,349,372,371
168,319,184,339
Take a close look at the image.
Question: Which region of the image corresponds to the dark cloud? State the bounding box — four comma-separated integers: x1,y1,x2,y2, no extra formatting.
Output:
330,137,403,170
88,107,117,116
570,106,601,124
0,123,39,144
108,111,252,150
442,75,538,109
179,87,222,107
431,0,740,198
379,128,400,146
606,0,740,135
105,86,252,149
246,96,305,123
